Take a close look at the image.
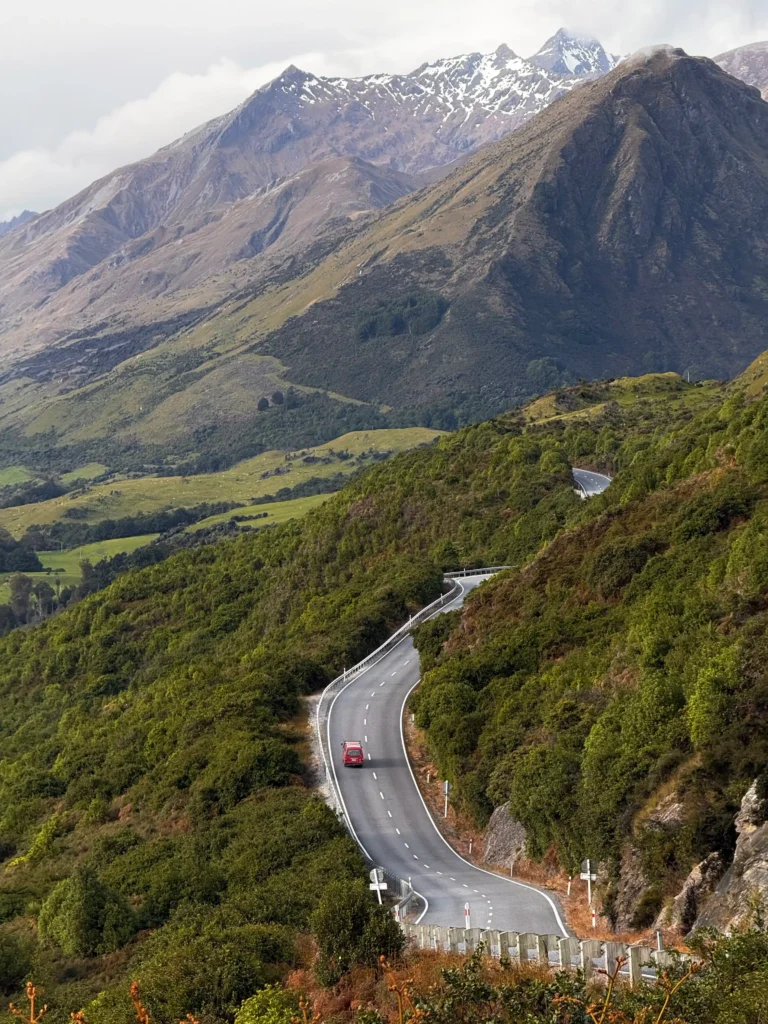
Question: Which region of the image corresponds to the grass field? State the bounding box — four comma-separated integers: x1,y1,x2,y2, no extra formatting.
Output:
0,535,159,602
0,466,34,486
188,493,331,533
60,462,109,484
0,428,442,538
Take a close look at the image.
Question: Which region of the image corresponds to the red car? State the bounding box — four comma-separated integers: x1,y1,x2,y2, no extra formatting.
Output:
342,740,365,767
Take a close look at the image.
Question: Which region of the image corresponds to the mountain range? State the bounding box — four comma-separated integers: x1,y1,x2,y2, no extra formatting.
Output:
0,30,617,365
1,34,768,469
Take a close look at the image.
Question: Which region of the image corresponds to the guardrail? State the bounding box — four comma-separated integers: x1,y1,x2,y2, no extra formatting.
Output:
445,566,511,578
401,924,692,988
316,571,500,920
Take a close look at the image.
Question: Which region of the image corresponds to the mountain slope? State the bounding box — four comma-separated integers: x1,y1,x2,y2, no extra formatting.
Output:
716,40,768,98
410,357,768,935
0,33,611,365
243,47,768,410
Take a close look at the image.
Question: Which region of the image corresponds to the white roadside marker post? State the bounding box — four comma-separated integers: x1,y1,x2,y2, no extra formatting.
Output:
464,902,471,930
369,867,388,906
444,780,450,818
581,856,602,921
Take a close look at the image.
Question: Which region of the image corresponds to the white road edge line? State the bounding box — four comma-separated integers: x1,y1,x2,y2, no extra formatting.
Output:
399,663,569,935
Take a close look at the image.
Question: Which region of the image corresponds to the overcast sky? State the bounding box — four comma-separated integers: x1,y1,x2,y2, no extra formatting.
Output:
2,0,767,219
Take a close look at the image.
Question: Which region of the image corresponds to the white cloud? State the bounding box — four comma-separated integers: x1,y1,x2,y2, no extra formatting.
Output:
0,53,330,219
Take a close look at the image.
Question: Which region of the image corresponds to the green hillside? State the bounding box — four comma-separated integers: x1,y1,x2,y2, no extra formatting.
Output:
0,368,766,1019
0,427,441,538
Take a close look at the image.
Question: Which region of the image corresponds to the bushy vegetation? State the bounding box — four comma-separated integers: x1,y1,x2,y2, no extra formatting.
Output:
410,376,768,926
356,292,448,343
0,369,761,1017
21,503,243,550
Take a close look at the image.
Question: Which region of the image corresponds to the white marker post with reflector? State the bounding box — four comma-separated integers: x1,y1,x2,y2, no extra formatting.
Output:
369,867,388,905
464,902,471,929
580,859,597,907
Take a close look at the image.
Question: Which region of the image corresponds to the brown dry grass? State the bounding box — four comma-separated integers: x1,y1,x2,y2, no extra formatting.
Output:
287,950,555,1024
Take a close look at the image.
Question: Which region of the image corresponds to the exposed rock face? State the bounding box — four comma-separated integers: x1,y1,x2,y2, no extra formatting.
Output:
735,780,767,836
693,781,768,933
483,805,528,869
612,845,652,931
654,853,724,934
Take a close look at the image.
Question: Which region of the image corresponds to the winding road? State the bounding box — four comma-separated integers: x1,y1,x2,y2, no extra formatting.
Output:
572,467,613,497
326,468,611,934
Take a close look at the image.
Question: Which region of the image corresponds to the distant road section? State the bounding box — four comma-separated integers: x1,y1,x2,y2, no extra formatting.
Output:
572,467,612,496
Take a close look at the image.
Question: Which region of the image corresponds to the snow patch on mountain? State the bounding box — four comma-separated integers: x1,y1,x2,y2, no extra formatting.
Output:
530,28,619,77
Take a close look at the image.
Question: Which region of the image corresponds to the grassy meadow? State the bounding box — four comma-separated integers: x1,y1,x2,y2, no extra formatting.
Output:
0,427,442,537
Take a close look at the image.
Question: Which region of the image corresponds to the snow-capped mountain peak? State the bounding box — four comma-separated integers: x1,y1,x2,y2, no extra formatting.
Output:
530,27,619,77
217,32,618,176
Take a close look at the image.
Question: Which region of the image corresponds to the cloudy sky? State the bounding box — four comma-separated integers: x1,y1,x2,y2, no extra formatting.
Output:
1,0,767,219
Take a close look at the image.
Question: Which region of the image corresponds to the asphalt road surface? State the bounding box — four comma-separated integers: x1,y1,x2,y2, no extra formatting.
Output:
328,575,568,935
572,467,612,496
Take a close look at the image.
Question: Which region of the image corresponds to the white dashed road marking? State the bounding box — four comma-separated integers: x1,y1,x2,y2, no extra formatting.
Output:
379,791,384,800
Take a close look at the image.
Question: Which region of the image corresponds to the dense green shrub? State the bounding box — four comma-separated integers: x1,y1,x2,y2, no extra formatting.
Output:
311,880,404,985
38,867,135,957
235,985,300,1024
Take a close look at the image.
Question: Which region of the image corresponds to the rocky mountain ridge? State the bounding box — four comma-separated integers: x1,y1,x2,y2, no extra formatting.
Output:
0,210,37,238
250,48,768,410
530,27,620,76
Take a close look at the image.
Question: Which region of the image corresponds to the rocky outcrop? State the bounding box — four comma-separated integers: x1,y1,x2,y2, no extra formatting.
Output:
482,805,528,869
611,845,654,931
693,781,768,934
654,853,724,934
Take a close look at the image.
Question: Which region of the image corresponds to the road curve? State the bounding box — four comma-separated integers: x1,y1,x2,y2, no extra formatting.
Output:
572,467,612,497
327,575,567,935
